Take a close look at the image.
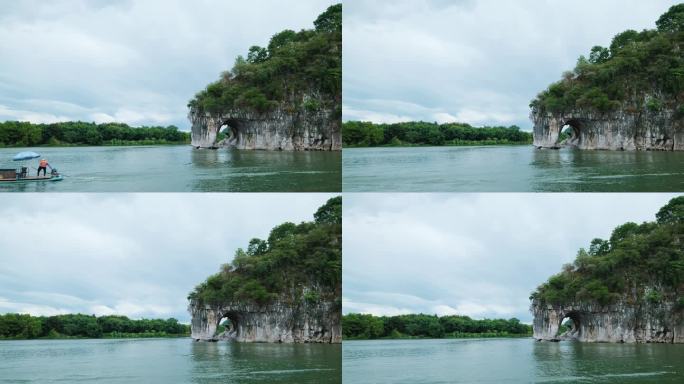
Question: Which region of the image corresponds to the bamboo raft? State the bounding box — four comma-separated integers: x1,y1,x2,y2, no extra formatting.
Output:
0,168,63,183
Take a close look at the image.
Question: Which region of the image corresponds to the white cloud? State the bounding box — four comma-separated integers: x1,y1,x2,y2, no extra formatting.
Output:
0,193,336,322
343,193,679,322
0,104,72,124
0,0,337,129
343,0,680,129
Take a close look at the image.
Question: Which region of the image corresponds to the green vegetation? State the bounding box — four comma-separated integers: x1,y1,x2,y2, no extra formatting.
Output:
531,196,684,306
531,4,684,114
188,197,342,306
342,121,531,147
0,121,189,147
0,313,189,340
188,4,341,115
342,313,531,340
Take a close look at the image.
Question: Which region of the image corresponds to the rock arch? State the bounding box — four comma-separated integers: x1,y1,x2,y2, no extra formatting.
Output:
214,311,240,340
557,311,581,340
558,119,582,147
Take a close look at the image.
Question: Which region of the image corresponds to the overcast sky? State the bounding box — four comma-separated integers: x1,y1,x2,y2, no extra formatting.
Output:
0,0,335,130
343,193,680,323
343,0,680,129
0,193,335,322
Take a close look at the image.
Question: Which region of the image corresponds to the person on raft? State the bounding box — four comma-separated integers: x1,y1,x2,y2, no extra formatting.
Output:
37,158,52,177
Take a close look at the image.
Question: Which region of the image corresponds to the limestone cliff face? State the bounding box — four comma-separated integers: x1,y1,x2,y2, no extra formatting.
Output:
189,96,341,151
531,101,684,151
531,290,683,343
189,290,341,343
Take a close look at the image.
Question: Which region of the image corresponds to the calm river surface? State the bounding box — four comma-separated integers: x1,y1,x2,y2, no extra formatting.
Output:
0,338,341,383
343,146,684,192
0,146,341,192
343,338,684,383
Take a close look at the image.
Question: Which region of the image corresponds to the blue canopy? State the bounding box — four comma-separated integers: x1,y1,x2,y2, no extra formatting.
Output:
12,151,40,161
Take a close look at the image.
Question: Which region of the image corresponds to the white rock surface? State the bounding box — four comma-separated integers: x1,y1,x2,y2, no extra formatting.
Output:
531,294,683,343
189,294,341,343
531,101,684,151
189,96,340,151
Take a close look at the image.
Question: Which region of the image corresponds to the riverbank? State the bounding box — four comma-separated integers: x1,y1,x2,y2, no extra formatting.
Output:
342,120,531,147
344,332,532,341
344,141,531,148
0,121,190,147
0,313,190,340
0,140,189,148
1,332,189,341
342,313,531,340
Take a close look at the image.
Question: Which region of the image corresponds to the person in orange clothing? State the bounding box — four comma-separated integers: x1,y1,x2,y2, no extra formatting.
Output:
37,158,51,177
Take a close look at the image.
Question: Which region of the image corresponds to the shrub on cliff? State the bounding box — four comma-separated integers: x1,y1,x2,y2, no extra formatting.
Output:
530,196,684,306
187,4,341,115
530,4,684,114
188,197,342,306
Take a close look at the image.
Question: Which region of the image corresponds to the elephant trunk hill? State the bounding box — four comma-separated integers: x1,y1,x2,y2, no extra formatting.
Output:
188,197,341,343
531,4,684,151
188,5,341,151
530,197,684,343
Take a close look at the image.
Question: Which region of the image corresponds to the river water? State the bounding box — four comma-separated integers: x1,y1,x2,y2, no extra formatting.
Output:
343,146,684,192
0,146,341,192
343,338,684,383
0,338,341,383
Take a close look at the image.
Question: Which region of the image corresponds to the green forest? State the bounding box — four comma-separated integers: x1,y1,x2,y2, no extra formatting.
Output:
188,4,341,115
531,4,684,115
342,313,531,340
0,121,189,147
188,197,342,307
531,196,684,306
0,313,189,340
342,121,532,147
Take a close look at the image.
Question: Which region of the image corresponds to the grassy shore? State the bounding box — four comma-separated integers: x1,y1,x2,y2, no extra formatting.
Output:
1,332,189,341
0,140,189,148
344,141,531,148
344,332,532,341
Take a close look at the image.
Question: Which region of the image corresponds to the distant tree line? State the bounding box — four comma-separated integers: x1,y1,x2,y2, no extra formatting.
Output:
342,313,531,340
342,121,532,147
0,313,189,339
0,121,190,147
